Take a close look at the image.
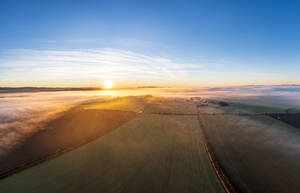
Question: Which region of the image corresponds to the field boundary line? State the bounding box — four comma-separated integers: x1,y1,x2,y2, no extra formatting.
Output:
196,107,238,193
149,111,300,116
149,112,198,116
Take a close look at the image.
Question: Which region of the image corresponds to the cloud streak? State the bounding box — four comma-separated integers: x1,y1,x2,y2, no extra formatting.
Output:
0,48,202,86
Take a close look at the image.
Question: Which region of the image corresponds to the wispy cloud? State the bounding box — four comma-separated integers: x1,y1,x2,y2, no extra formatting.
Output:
0,48,202,86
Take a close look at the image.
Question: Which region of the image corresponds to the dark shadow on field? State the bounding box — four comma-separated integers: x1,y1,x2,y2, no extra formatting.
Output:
0,108,136,178
269,113,300,129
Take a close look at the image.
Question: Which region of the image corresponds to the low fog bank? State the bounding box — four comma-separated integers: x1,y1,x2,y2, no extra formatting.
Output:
207,85,300,108
0,91,107,156
0,85,299,157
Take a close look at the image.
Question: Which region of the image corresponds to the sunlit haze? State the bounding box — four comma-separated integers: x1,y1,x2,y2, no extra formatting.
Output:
104,80,113,89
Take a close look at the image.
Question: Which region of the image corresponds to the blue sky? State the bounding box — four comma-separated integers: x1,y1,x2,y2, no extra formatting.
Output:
1,0,300,87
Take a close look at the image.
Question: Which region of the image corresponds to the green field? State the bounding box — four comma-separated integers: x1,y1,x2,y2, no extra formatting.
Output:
0,99,224,193
217,102,287,114
144,99,197,114
84,96,151,112
198,105,300,193
1,96,300,193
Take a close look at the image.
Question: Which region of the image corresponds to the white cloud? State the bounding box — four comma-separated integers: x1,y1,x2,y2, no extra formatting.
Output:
0,48,202,86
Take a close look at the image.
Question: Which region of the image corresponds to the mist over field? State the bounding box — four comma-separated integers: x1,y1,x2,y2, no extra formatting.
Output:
0,85,300,157
0,91,104,156
212,85,300,108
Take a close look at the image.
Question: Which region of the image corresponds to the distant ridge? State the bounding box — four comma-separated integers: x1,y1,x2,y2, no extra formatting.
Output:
0,87,101,93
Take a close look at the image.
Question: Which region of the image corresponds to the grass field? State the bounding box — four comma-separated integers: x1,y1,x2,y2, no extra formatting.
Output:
0,108,136,176
144,98,197,114
1,95,300,193
219,102,287,114
198,106,300,193
84,96,151,112
0,98,224,193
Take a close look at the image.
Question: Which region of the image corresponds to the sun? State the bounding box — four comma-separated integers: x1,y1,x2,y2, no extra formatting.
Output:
104,80,113,89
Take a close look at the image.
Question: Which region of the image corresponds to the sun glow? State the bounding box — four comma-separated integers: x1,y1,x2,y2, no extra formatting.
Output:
104,80,113,89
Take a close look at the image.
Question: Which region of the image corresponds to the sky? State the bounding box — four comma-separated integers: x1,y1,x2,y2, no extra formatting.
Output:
1,0,300,88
